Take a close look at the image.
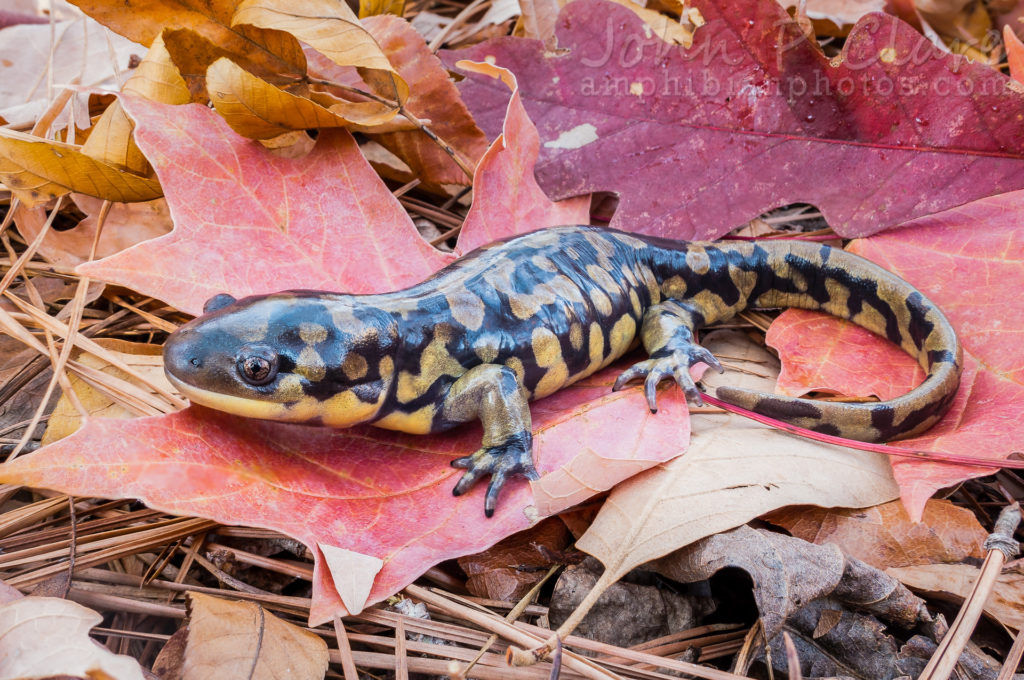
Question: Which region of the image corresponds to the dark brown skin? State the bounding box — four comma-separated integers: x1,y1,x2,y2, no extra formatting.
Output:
164,226,963,516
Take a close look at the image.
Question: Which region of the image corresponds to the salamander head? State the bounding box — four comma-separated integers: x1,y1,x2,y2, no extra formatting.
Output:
164,292,398,427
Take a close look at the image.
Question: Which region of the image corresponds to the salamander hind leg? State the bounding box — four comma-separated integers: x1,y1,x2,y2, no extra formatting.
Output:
441,364,539,517
613,300,724,411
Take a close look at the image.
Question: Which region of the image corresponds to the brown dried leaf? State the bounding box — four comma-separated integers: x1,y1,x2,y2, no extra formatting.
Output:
184,592,328,680
458,517,570,601
233,0,408,105
82,34,191,177
14,194,172,267
887,563,1024,631
764,499,988,569
0,596,145,679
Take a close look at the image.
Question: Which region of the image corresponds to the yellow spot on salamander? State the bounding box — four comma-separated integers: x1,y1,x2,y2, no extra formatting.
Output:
296,347,326,382
629,289,642,316
505,356,525,384
685,247,710,274
319,389,384,427
532,327,562,367
447,290,486,331
534,361,569,399
396,330,464,404
588,322,605,368
299,322,328,344
341,352,368,381
569,322,583,351
608,315,637,357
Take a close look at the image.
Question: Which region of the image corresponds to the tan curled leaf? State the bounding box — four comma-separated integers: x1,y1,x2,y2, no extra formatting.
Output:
67,0,305,77
607,0,692,46
184,592,328,680
0,596,145,680
82,34,191,177
0,128,162,205
887,563,1024,631
207,57,396,139
233,0,408,104
572,332,898,605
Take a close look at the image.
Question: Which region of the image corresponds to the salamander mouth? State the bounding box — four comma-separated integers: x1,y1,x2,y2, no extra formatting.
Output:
164,371,293,421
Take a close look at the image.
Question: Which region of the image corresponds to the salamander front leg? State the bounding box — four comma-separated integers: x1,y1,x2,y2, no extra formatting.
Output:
441,364,538,517
613,300,724,411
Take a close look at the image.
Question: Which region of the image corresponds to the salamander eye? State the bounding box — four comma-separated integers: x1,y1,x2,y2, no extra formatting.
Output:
236,344,278,386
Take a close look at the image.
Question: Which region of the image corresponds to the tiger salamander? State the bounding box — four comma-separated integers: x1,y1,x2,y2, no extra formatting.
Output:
163,226,962,516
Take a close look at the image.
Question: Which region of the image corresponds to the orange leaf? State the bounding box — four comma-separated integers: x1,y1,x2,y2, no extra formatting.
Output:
767,308,924,401
763,498,987,569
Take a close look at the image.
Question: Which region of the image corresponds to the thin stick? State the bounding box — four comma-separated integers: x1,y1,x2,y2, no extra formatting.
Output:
428,0,490,51
918,503,1021,680
404,584,619,680
997,628,1024,680
333,615,361,680
457,565,560,678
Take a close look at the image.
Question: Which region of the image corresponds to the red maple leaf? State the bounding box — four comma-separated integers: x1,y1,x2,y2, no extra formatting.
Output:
1,67,689,624
444,0,1024,240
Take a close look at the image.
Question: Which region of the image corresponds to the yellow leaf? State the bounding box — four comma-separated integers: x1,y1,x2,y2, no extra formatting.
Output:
359,0,406,19
233,0,409,104
67,0,305,77
0,129,162,205
82,34,190,177
207,58,399,139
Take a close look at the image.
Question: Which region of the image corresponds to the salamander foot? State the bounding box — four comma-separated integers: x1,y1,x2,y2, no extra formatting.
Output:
612,346,724,411
451,430,538,517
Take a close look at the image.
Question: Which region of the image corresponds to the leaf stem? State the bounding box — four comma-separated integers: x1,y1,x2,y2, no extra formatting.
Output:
306,77,476,180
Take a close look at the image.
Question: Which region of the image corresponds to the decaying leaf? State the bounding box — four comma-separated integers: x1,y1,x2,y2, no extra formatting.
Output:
14,193,173,267
183,592,328,680
41,339,175,445
458,517,571,601
68,0,306,77
0,596,145,680
233,0,408,105
655,526,928,640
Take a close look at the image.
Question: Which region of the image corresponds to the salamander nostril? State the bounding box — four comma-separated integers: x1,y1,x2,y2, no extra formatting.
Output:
190,357,201,368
